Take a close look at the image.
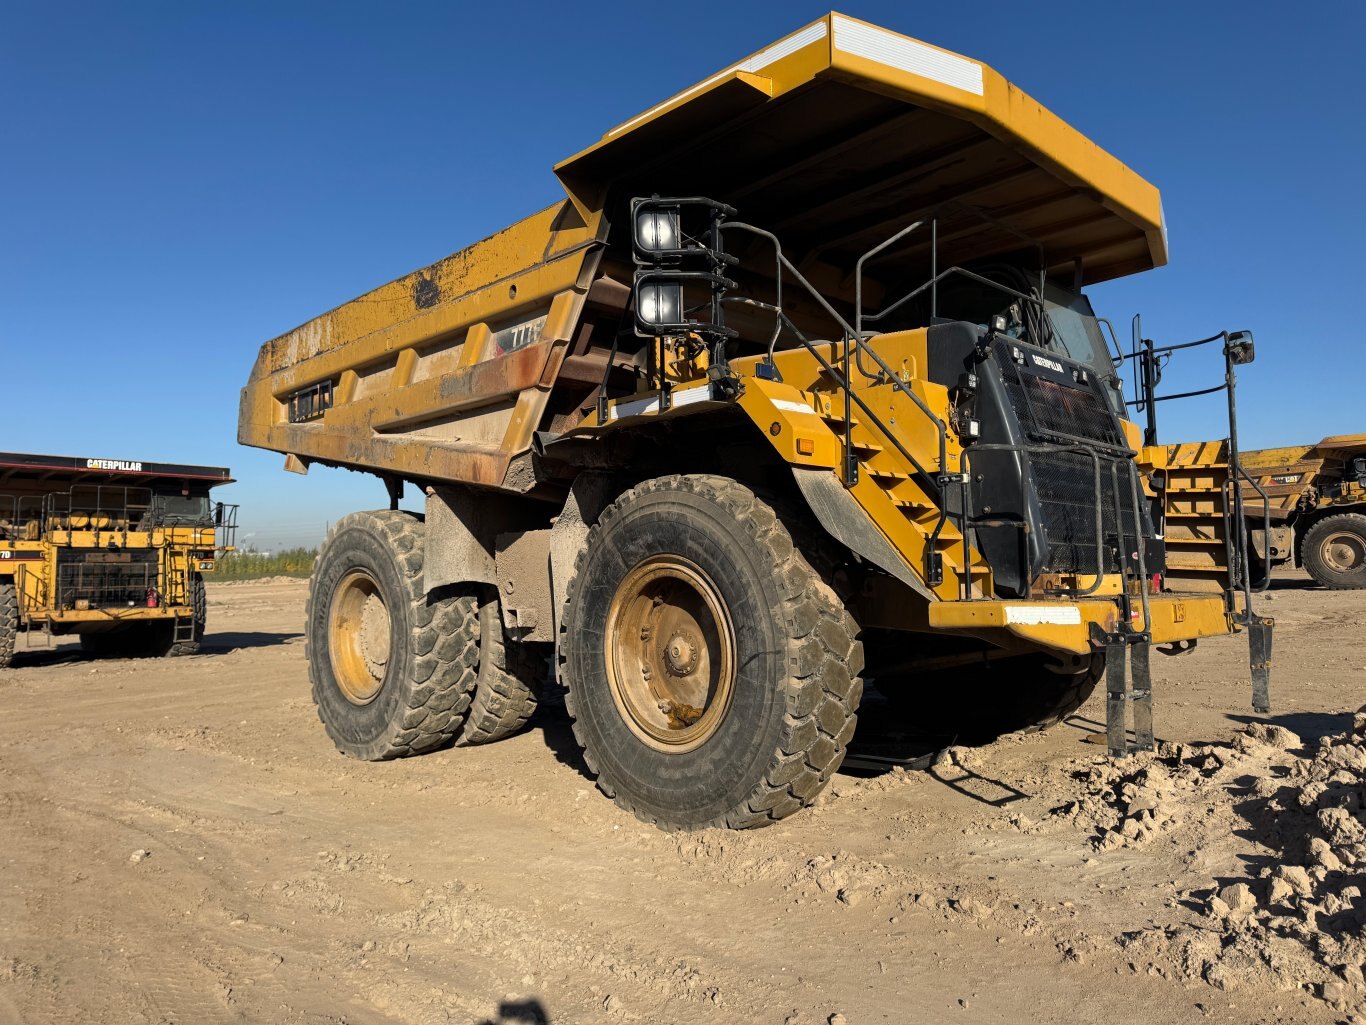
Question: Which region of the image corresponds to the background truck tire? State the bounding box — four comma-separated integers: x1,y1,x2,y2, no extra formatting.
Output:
560,474,863,830
875,651,1103,741
307,509,478,761
0,582,15,668
1301,513,1366,589
168,572,207,657
453,596,544,746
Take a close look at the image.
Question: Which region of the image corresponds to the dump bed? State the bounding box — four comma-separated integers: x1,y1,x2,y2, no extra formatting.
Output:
239,12,1167,493
1241,434,1366,521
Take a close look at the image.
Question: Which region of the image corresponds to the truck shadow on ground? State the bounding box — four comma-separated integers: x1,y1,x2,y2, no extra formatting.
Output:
478,998,552,1024
534,692,595,781
533,686,1033,808
197,630,303,653
8,631,302,669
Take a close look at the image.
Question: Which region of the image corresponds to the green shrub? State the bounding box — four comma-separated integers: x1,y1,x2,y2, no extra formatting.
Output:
213,547,317,580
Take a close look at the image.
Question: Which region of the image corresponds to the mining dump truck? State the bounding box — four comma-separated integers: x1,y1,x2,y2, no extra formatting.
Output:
1239,436,1366,589
0,452,237,666
239,13,1272,829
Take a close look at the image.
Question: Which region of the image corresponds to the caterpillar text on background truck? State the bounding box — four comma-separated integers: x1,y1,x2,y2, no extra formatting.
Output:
239,14,1273,829
0,453,237,666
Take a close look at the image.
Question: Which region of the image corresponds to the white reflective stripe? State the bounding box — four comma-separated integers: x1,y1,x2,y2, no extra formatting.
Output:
608,21,829,137
832,15,984,97
1003,606,1083,626
610,395,658,420
608,385,711,421
672,386,712,408
771,398,818,415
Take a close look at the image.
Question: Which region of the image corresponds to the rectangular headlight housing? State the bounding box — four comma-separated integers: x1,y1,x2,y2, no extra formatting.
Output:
635,206,681,255
636,281,683,330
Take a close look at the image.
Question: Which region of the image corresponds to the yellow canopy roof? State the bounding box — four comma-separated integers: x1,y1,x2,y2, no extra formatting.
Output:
556,13,1167,286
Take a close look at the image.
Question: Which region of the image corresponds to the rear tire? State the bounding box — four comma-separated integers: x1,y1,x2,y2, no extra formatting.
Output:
1301,513,1366,589
561,474,863,830
0,582,15,668
875,651,1103,741
307,510,478,760
453,596,545,746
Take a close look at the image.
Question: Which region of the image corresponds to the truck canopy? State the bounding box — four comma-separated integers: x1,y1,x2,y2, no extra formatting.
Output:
557,12,1166,287
0,453,233,488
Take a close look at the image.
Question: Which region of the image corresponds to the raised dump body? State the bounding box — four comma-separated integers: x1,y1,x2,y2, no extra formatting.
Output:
0,452,237,665
240,13,1270,830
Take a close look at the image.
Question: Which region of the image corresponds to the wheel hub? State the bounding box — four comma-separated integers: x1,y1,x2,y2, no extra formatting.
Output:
1322,531,1365,573
359,593,391,676
329,570,390,705
663,632,699,676
605,557,736,753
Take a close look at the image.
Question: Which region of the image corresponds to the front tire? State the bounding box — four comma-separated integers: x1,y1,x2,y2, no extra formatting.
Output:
0,582,15,668
307,510,479,760
561,475,863,830
1301,513,1366,589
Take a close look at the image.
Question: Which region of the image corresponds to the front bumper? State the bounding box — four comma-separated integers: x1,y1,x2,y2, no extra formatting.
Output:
927,592,1236,655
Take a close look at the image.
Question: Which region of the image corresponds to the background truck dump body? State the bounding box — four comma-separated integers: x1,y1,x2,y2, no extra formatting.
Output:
239,12,1167,495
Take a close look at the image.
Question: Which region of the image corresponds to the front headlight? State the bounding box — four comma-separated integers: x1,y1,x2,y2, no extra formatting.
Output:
636,281,682,327
635,206,681,254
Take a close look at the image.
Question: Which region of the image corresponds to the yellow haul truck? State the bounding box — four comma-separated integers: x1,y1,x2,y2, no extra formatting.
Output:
1240,436,1366,589
240,14,1272,829
0,453,237,665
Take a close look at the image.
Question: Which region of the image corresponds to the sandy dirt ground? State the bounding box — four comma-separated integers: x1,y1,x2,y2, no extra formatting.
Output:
1,571,1362,1025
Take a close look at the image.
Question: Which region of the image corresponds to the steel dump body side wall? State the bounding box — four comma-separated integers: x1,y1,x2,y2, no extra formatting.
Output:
238,203,605,490
1240,435,1366,522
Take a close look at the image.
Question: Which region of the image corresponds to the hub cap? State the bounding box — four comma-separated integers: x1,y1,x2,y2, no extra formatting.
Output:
1321,530,1365,573
604,556,736,753
330,570,391,704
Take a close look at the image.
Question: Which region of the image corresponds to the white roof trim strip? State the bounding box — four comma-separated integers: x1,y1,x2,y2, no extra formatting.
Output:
832,15,984,97
608,21,829,138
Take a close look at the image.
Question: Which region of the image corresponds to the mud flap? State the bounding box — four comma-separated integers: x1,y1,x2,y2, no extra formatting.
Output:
1246,614,1273,714
1096,626,1154,758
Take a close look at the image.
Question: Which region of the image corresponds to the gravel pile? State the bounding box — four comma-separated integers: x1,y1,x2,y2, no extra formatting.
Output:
1090,711,1365,1009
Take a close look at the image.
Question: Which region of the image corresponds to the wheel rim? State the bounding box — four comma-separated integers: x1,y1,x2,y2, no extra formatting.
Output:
1321,530,1365,573
329,569,391,705
604,556,736,754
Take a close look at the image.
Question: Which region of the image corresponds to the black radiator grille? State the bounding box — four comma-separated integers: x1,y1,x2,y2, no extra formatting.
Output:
994,340,1145,574
56,552,158,608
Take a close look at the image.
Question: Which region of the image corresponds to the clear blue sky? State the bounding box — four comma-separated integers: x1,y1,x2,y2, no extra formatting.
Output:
4,2,1363,550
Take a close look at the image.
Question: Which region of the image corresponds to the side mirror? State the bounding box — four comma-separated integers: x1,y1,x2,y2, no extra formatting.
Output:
214,502,225,527
1225,330,1255,365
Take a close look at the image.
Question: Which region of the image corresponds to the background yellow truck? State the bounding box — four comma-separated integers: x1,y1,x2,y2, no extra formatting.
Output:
239,13,1271,830
0,452,237,665
1240,435,1366,589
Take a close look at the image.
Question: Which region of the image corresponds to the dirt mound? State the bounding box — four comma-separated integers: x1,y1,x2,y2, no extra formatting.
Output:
1067,712,1366,1009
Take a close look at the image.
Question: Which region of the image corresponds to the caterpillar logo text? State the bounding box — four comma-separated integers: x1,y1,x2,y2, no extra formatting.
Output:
1031,354,1065,373
86,458,143,472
